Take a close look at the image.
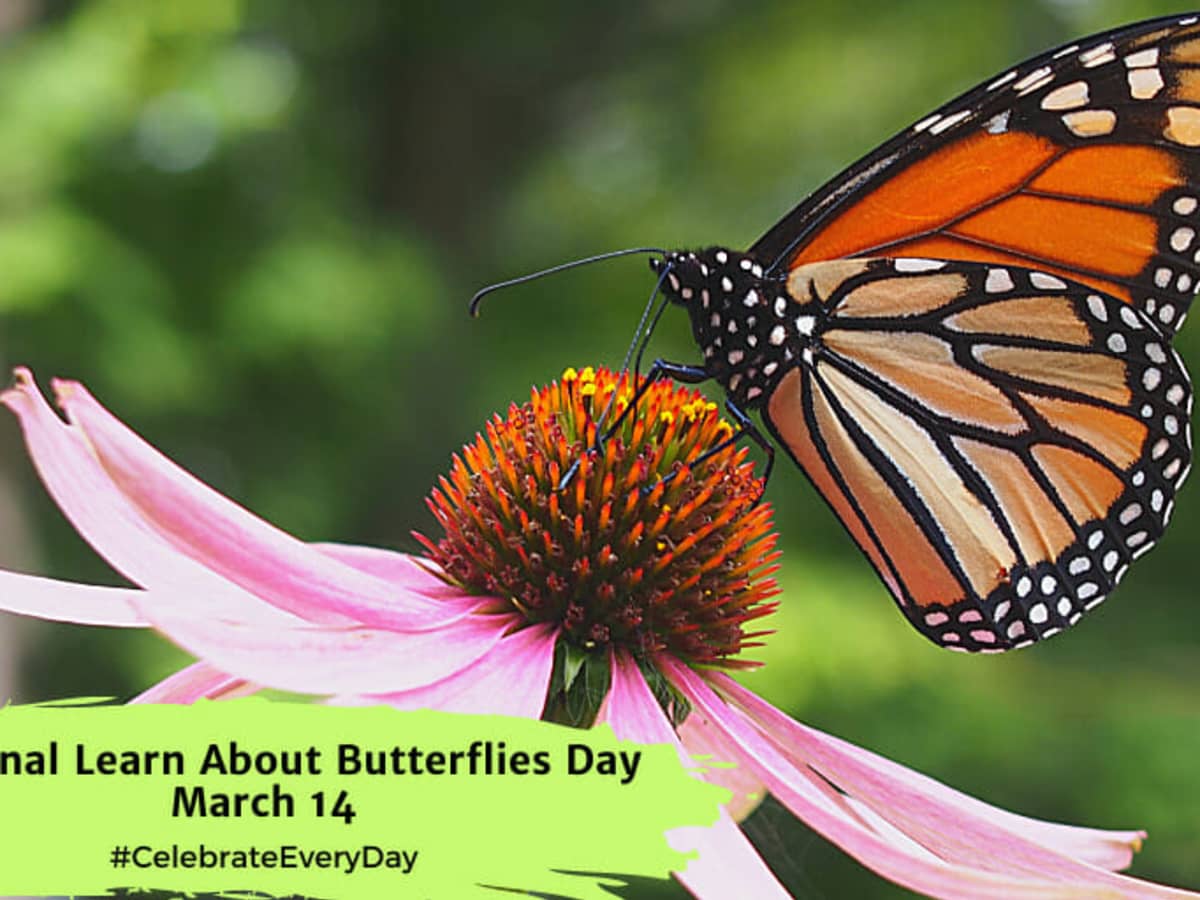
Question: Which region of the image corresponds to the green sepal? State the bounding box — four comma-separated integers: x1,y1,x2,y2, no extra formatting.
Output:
541,637,612,729
636,658,691,729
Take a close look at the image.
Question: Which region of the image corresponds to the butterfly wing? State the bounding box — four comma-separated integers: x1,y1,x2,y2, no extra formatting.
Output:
765,257,1191,650
753,13,1200,336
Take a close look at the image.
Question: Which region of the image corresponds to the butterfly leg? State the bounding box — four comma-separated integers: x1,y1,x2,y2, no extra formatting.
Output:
723,399,775,503
640,398,775,503
558,359,712,490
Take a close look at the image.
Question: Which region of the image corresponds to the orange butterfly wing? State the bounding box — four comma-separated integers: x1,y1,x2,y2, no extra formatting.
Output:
753,14,1200,335
763,258,1190,650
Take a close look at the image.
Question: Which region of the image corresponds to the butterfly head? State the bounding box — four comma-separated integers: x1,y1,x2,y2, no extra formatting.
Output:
652,247,794,408
651,248,767,308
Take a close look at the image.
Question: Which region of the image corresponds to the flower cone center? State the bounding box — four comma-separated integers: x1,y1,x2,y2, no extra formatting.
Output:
418,367,780,668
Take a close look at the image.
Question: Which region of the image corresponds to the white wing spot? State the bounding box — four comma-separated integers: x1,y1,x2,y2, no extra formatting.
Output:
1030,272,1067,290
796,315,816,336
985,268,1014,293
1029,603,1049,624
769,325,786,346
985,111,1011,134
1041,80,1089,110
1146,342,1166,364
1165,106,1200,146
1106,333,1127,353
1080,43,1116,67
743,289,759,308
987,70,1018,91
1175,196,1199,216
1143,367,1162,391
1014,66,1053,94
1128,67,1164,100
1123,47,1159,68
929,110,971,134
1062,109,1117,137
913,113,942,132
1171,226,1196,252
893,258,945,272
1086,294,1108,321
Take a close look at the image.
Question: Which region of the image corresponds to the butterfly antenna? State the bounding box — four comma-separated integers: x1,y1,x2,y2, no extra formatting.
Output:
469,247,666,317
591,260,675,430
621,261,674,375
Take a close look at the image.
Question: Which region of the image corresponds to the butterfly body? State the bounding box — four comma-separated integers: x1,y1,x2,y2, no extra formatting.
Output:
655,248,803,409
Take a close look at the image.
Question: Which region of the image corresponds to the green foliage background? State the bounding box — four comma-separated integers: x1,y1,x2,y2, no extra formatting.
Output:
0,1,1196,896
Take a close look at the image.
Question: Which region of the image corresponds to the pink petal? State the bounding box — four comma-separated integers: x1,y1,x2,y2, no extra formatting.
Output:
349,623,557,716
0,569,147,626
131,661,254,703
602,653,790,899
4,369,474,631
601,653,677,744
2,370,302,628
661,657,1136,900
712,671,1144,871
140,603,517,695
707,672,1195,897
678,707,767,824
313,543,485,603
668,811,792,900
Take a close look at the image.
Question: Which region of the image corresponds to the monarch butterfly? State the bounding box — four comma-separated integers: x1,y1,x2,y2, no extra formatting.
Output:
480,14,1200,653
